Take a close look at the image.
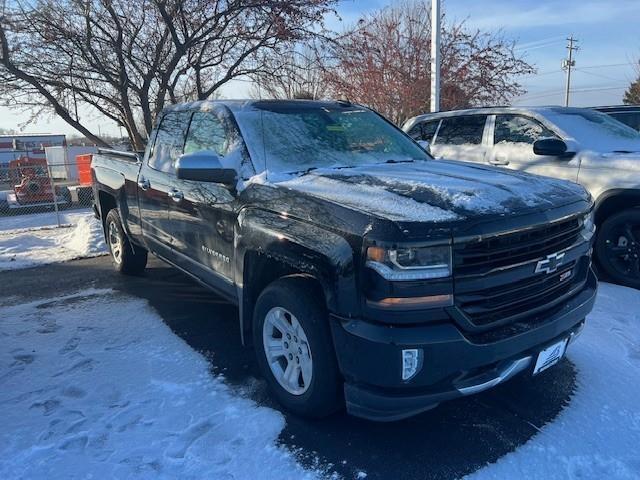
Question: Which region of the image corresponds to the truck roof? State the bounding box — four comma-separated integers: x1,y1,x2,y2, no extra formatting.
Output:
593,105,640,112
163,99,357,115
405,106,600,124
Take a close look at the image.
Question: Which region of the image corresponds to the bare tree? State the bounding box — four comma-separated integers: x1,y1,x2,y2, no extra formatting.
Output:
0,0,336,148
250,41,329,100
323,0,534,125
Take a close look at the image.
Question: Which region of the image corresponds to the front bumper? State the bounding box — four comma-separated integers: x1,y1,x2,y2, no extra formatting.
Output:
330,268,597,422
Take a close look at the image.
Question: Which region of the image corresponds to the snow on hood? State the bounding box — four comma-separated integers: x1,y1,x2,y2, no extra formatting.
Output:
276,173,459,222
267,160,588,223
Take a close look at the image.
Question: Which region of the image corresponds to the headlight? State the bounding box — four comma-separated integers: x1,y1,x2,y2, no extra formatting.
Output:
366,245,452,280
581,210,595,241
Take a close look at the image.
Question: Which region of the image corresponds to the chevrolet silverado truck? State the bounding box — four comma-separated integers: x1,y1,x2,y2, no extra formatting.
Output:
92,100,597,421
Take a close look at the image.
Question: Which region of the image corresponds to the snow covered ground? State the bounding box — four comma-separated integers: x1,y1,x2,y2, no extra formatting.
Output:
0,209,638,479
0,210,106,271
0,209,93,232
0,281,638,479
0,289,322,480
470,282,640,480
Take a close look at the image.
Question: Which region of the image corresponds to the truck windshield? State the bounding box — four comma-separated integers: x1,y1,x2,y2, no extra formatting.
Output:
234,103,430,175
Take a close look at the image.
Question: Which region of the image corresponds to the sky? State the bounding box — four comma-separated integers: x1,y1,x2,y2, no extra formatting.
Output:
1,0,639,137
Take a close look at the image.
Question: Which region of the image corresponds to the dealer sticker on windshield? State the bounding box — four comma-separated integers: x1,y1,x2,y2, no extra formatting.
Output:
533,338,569,375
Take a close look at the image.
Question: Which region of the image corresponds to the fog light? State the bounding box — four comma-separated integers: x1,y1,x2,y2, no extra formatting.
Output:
402,349,423,381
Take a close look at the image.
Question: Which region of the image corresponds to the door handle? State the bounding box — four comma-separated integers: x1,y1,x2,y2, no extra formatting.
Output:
489,157,510,166
138,178,150,190
168,188,184,202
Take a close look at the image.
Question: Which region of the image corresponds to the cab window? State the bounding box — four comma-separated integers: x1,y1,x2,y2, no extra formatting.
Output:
148,111,192,174
494,114,558,145
184,112,229,157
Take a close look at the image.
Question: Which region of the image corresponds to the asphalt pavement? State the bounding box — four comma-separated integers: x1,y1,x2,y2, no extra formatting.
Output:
1,256,577,480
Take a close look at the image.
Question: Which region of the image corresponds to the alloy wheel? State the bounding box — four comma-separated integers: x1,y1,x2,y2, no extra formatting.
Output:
262,306,313,395
604,221,640,280
108,220,123,264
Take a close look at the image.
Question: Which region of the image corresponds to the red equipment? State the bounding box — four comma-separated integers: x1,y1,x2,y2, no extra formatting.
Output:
8,156,56,205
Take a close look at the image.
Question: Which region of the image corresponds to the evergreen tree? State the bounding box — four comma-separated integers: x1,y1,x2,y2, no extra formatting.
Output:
623,74,640,105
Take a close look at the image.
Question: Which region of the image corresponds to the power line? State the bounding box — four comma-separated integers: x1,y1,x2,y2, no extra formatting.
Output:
574,68,625,83
578,62,636,70
514,35,566,51
521,69,564,80
519,85,626,102
524,62,636,80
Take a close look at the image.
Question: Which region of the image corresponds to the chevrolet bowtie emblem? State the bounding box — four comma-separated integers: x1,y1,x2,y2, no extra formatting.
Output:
535,252,566,274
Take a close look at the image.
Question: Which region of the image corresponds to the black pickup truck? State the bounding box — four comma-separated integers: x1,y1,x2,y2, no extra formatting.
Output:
92,100,597,421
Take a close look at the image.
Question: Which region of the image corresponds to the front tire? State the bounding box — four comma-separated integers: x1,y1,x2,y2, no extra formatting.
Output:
253,276,342,418
595,209,640,289
105,209,147,275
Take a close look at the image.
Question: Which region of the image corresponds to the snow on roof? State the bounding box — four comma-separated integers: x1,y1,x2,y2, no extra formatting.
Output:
163,99,353,115
405,106,567,126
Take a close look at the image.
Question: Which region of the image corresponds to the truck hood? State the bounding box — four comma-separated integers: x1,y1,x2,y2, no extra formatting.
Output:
270,160,589,223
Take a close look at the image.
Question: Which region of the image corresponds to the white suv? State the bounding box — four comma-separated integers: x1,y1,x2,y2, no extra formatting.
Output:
403,107,640,288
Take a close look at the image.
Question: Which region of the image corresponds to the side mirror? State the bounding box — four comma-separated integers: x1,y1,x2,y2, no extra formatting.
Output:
176,151,237,186
533,138,571,157
417,140,431,153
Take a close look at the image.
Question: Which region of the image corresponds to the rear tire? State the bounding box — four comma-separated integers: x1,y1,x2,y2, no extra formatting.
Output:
105,209,147,275
595,208,640,289
253,276,342,418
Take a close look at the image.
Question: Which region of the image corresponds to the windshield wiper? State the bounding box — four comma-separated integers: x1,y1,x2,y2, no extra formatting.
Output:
384,159,415,164
334,165,359,170
289,166,318,175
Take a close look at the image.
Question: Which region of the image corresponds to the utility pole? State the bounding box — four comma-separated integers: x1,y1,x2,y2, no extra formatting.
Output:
562,36,579,107
430,0,441,112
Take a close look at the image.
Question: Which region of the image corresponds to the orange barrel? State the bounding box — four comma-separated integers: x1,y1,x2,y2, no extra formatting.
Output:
76,154,93,185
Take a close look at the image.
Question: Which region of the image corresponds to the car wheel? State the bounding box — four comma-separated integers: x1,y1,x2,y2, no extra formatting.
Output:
105,209,147,275
595,208,640,289
0,200,9,216
253,276,342,418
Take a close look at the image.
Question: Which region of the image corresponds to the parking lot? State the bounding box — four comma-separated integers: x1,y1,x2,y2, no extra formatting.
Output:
2,252,639,479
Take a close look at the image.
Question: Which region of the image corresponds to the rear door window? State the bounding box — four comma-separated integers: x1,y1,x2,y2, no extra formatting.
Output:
494,114,558,145
148,111,192,174
408,120,440,142
435,115,487,145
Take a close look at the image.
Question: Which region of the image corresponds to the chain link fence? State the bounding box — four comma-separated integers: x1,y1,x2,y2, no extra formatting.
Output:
0,159,94,232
